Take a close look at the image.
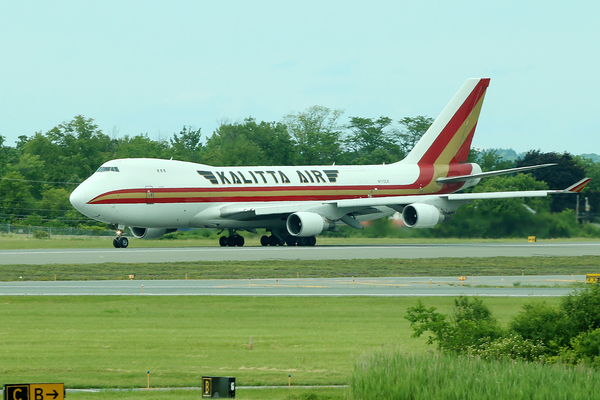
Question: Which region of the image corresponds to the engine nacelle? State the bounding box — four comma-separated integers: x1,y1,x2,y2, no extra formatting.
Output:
286,212,333,237
402,203,446,228
130,227,177,239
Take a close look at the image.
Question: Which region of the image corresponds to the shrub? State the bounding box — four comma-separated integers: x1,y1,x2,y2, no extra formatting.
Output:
406,297,502,353
469,334,547,362
561,285,600,335
560,328,600,367
509,301,571,354
407,290,600,366
33,230,49,239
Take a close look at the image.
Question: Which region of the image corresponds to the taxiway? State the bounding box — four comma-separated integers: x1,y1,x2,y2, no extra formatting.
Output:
0,275,583,297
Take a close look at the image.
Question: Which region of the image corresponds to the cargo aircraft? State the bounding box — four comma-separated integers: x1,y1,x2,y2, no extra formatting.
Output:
69,78,590,248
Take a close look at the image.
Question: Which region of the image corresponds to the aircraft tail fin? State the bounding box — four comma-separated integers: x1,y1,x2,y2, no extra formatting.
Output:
400,78,490,166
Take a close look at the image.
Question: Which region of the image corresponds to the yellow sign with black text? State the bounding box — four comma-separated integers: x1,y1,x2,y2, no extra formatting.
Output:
3,383,64,400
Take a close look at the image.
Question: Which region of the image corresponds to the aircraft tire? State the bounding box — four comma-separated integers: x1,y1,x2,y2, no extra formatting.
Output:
118,237,129,248
219,236,228,247
269,235,280,246
297,237,308,246
227,236,237,247
308,236,316,246
113,238,121,248
235,235,245,247
285,236,297,246
260,235,269,246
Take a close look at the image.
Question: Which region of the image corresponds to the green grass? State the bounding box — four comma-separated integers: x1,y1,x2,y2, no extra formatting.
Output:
2,235,598,398
1,234,597,250
349,352,600,400
65,387,346,399
3,256,600,281
0,296,547,391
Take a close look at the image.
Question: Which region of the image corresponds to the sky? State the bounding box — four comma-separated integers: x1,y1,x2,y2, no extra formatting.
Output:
1,0,598,156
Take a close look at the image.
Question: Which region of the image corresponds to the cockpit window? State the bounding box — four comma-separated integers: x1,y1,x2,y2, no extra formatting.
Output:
96,166,120,172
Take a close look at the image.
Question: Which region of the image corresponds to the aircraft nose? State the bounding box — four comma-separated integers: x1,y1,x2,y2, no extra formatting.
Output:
69,185,88,213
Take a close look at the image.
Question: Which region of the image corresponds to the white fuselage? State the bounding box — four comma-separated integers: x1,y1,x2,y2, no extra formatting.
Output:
70,158,479,230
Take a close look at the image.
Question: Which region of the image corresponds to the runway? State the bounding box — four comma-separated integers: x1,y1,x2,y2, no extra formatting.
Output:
1,241,599,265
0,275,583,297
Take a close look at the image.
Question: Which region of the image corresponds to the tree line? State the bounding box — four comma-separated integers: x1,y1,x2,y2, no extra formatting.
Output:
0,108,598,238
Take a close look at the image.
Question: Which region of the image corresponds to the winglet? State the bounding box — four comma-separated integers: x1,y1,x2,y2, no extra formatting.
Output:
563,178,592,193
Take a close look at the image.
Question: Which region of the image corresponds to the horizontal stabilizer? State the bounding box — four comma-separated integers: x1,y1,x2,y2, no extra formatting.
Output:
561,178,592,193
437,163,557,184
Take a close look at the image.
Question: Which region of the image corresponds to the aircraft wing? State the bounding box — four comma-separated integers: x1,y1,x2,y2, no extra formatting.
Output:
332,177,591,208
436,163,556,184
202,178,591,226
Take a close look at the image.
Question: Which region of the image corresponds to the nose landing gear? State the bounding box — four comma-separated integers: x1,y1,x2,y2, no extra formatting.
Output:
113,236,129,248
112,225,129,248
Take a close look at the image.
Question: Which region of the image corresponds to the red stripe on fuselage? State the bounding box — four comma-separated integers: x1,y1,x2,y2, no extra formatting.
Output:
87,172,471,205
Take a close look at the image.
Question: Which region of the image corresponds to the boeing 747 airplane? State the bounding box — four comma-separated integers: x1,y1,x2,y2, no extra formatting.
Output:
69,78,590,248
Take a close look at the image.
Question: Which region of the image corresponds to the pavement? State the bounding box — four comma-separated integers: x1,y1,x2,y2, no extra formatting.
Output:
1,241,600,264
0,275,584,297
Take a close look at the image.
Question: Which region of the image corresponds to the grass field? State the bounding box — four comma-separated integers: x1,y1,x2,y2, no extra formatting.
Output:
65,387,346,399
349,352,600,399
0,296,554,395
1,236,597,398
3,255,600,282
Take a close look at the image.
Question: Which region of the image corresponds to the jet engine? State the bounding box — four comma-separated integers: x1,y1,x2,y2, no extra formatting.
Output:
130,227,177,239
402,203,446,228
286,212,334,237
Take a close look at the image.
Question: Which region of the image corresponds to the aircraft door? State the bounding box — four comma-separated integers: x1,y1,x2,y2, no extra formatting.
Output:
145,186,154,204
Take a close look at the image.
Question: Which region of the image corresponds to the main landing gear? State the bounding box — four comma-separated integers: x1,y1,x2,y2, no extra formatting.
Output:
260,235,316,247
219,229,245,247
217,229,316,247
219,235,245,247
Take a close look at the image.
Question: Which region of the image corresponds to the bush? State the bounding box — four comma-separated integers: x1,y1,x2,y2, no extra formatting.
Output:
469,335,547,362
563,328,600,367
561,285,600,335
33,230,49,239
509,301,571,354
407,288,600,366
405,297,502,353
